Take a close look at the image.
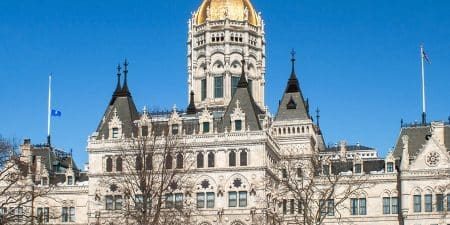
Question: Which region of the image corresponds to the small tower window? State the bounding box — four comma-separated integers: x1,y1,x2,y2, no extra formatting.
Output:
176,153,183,169
214,76,224,98
41,177,48,186
203,122,210,133
141,126,149,137
208,152,215,168
145,155,152,171
354,164,362,174
135,156,143,171
229,151,236,167
197,152,204,168
231,76,240,95
67,176,73,185
112,128,119,139
106,157,113,172
235,120,242,131
386,162,394,172
240,151,247,166
201,79,207,101
165,154,173,169
172,124,179,135
116,157,123,172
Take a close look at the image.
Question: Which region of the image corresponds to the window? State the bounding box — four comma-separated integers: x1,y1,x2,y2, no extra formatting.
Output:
135,155,143,171
323,165,330,176
62,207,75,223
413,195,421,212
116,157,122,172
115,195,123,210
141,126,149,137
391,197,398,214
214,76,224,98
197,193,205,208
383,197,390,214
172,124,179,135
112,128,119,138
106,195,114,210
134,195,144,210
207,152,215,167
447,194,450,211
41,177,48,186
175,193,183,209
165,194,174,208
290,199,295,214
165,154,173,169
351,198,366,215
37,207,49,223
197,152,204,168
297,167,302,177
435,194,444,212
229,191,237,207
298,200,303,214
281,169,288,179
201,79,207,100
425,194,432,212
145,155,152,171
0,208,6,223
206,192,215,208
106,157,113,172
231,76,240,95
320,199,334,216
176,154,183,169
239,191,247,207
67,176,73,185
354,164,362,174
386,162,394,172
229,151,236,167
235,120,242,131
203,122,210,133
13,207,23,222
240,151,247,166
283,199,287,214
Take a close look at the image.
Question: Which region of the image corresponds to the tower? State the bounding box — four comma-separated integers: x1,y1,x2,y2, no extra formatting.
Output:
188,0,266,110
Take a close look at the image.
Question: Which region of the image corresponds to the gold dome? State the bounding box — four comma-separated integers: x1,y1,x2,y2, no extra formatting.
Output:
195,0,260,26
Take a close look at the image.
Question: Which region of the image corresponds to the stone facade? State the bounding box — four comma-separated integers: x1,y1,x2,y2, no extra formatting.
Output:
1,1,449,225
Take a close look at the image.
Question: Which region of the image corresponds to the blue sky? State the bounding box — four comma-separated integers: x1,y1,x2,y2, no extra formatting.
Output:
1,0,449,167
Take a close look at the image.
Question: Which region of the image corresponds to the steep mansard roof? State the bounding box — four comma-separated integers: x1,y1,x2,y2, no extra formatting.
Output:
96,64,140,140
275,57,310,121
222,60,264,132
393,124,450,159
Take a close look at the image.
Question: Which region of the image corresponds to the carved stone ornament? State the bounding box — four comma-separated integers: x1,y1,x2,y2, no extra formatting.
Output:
426,151,440,167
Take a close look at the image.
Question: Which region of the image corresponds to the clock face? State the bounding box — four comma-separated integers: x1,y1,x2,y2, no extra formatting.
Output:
426,152,440,167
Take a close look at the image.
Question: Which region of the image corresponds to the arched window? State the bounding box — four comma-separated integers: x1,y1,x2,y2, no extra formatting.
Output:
165,154,173,169
135,156,143,171
145,155,152,171
176,153,183,169
116,157,122,172
197,152,204,168
240,151,248,166
106,157,113,172
208,152,215,168
229,151,236,167
214,76,224,98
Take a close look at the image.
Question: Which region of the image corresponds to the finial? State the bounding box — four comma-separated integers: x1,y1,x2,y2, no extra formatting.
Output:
236,100,240,109
121,59,130,96
316,108,320,127
291,49,296,62
400,118,404,128
237,56,248,88
114,64,122,95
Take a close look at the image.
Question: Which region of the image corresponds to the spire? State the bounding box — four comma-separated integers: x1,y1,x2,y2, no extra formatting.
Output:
237,58,248,88
114,64,122,96
121,59,130,96
285,49,300,93
316,108,320,127
186,91,197,114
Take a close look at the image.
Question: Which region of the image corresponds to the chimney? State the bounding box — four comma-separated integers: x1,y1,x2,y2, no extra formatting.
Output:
20,139,32,163
400,135,410,171
431,122,445,146
340,140,347,160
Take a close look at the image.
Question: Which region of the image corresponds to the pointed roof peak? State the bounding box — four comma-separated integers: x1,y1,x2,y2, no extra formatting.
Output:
120,59,131,96
186,91,197,114
237,58,248,88
113,64,122,96
285,50,300,93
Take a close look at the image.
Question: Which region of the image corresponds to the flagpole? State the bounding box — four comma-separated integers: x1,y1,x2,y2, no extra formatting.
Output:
47,74,52,146
420,45,426,125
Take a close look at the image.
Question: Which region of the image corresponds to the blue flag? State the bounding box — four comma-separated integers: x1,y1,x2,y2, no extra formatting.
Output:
51,109,62,117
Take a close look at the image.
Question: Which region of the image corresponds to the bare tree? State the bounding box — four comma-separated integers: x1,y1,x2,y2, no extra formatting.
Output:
270,154,372,225
99,133,196,225
0,136,54,225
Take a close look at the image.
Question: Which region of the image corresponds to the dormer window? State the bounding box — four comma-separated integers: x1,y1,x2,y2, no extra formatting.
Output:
141,126,149,137
172,124,179,135
112,128,119,139
41,177,48,186
354,164,362,174
386,162,394,173
235,120,242,131
203,122,210,133
67,176,73,185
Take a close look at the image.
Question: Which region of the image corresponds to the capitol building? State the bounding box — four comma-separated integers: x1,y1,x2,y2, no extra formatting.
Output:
1,0,449,225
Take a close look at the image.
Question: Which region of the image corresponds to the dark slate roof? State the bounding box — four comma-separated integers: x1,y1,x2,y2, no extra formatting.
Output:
325,145,374,152
363,160,385,173
393,126,431,158
186,91,197,115
222,60,263,132
275,59,310,121
329,159,386,175
96,81,140,140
